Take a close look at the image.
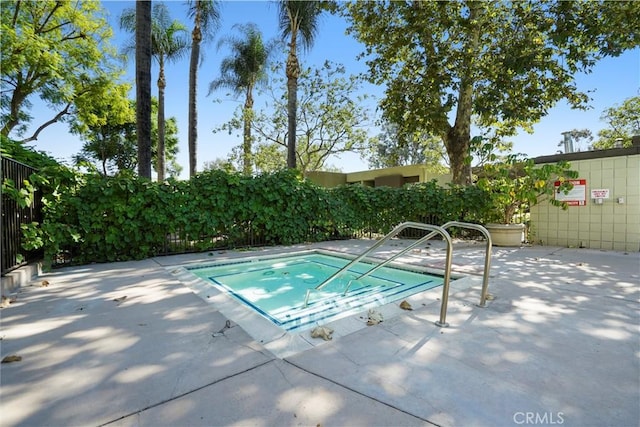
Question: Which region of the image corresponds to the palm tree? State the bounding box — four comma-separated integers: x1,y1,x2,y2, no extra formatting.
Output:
121,4,189,181
187,0,221,178
278,0,322,169
135,1,152,179
209,24,274,176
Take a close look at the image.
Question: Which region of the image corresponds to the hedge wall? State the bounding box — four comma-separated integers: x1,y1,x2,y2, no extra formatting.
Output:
22,169,494,267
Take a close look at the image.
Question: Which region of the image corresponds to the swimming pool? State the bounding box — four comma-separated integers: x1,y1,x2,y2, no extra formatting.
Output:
186,250,446,332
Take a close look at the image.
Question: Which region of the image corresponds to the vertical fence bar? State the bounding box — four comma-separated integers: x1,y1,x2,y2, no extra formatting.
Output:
1,156,43,275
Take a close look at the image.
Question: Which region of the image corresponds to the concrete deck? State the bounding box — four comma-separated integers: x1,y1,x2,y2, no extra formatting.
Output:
1,240,638,427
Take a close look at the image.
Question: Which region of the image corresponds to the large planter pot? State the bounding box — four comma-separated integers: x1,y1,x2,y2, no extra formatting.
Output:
485,223,526,247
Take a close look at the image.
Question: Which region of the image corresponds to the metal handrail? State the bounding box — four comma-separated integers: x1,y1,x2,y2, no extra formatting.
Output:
353,221,492,307
303,221,454,327
352,221,493,308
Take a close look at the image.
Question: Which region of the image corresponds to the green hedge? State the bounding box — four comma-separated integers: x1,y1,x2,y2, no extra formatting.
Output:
19,168,494,267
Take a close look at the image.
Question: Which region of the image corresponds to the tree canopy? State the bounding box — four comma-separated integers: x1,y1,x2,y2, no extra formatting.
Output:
593,96,640,149
213,61,375,174
209,23,275,176
1,0,122,141
365,120,447,171
341,0,640,184
73,97,182,177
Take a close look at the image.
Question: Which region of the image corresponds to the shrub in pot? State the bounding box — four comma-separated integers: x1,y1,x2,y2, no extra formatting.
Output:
477,154,577,246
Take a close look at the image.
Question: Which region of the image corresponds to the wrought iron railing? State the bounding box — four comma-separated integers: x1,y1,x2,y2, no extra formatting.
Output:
1,156,43,275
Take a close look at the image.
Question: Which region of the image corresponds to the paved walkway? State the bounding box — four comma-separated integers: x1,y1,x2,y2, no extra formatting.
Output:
1,240,638,427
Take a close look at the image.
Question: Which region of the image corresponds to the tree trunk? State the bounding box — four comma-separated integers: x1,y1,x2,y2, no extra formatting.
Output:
188,6,202,179
445,2,482,185
445,127,472,185
446,72,474,185
136,0,152,179
242,90,254,176
286,46,299,169
1,86,25,137
157,63,166,181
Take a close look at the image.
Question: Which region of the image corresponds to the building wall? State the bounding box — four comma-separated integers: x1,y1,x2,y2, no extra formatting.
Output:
306,165,452,188
530,151,640,252
305,170,347,187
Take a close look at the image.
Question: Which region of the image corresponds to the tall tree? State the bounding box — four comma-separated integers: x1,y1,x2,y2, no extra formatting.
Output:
1,1,120,141
342,1,640,184
213,61,375,174
366,120,446,171
593,96,640,149
187,0,221,178
209,24,274,175
136,0,153,179
71,82,136,175
121,4,189,181
72,97,182,177
278,0,322,169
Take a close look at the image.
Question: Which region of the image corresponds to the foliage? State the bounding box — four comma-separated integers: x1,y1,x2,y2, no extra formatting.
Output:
17,167,498,267
2,135,82,267
1,135,60,170
366,119,447,171
1,135,65,212
593,96,640,149
71,84,136,175
209,23,276,175
1,0,123,141
214,61,376,173
70,98,181,177
341,1,640,184
477,154,578,224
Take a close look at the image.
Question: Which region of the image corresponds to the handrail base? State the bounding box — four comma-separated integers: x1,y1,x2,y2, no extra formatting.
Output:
435,321,449,328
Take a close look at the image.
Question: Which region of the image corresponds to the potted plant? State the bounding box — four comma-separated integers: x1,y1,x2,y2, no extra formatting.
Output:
477,154,577,246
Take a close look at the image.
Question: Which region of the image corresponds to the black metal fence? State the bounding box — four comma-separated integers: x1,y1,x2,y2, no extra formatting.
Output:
1,156,43,275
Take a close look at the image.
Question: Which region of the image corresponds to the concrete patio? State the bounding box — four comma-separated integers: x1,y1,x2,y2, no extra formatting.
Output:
1,240,638,427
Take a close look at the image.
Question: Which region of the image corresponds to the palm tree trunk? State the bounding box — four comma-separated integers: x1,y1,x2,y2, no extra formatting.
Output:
157,64,166,181
243,90,254,176
188,5,202,178
136,0,152,179
286,50,299,169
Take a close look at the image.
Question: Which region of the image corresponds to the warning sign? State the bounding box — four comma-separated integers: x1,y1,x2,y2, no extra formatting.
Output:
555,179,586,206
590,189,610,199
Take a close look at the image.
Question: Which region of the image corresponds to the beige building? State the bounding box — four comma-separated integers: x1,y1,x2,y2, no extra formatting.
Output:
530,145,640,252
306,165,452,188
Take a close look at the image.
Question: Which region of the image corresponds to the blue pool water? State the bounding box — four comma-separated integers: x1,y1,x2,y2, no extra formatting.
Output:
188,251,444,332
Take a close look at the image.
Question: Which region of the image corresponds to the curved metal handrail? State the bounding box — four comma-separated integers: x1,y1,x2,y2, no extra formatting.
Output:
343,221,492,307
402,221,493,308
303,222,454,327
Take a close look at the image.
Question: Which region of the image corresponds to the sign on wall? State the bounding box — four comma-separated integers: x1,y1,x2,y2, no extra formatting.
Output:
554,179,587,206
590,189,610,199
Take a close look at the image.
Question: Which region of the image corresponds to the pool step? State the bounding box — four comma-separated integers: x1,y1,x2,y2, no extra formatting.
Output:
274,278,440,331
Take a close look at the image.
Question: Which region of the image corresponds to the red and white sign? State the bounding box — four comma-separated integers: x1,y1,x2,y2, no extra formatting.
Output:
555,179,586,206
590,189,610,199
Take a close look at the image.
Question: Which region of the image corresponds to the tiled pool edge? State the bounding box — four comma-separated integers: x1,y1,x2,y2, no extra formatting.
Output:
168,248,481,359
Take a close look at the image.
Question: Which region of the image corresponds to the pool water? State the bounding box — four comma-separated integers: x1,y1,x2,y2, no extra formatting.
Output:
188,251,444,332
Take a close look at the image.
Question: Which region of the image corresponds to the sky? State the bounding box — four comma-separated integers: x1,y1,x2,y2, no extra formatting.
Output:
19,0,640,178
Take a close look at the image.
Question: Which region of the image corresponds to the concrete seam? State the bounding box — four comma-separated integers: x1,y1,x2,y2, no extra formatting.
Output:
98,358,276,426
283,358,442,427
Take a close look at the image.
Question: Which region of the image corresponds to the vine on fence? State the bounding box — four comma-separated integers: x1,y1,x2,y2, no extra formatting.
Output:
4,140,495,268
